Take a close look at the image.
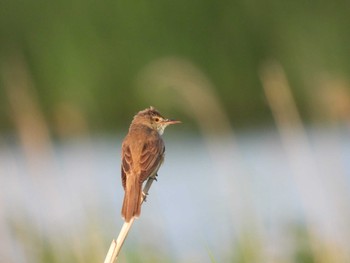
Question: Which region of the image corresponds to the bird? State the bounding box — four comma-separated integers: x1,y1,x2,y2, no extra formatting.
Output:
121,106,181,222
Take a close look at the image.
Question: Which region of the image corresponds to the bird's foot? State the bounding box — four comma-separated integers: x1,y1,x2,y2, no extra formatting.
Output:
150,173,158,182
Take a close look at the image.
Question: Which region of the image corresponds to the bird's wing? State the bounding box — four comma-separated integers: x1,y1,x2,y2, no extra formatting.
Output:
139,136,165,183
121,143,132,190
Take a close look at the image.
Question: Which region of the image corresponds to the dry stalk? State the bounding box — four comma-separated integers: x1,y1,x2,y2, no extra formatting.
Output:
103,176,157,263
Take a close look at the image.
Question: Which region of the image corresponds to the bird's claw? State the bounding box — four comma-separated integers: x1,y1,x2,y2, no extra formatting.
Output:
151,173,159,182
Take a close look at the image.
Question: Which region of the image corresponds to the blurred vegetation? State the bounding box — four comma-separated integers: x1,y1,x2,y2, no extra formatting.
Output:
1,1,350,262
8,213,319,263
1,0,350,133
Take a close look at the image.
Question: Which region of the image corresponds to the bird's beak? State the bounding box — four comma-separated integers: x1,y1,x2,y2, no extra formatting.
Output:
164,119,181,125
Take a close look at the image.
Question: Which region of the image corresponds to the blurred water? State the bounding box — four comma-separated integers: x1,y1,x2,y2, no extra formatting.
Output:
1,128,350,262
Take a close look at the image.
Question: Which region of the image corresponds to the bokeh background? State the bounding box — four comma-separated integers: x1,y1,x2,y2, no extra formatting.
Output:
1,1,350,262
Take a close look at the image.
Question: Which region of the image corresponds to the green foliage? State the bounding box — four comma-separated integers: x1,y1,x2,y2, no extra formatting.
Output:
1,0,350,132
8,213,336,263
290,223,316,263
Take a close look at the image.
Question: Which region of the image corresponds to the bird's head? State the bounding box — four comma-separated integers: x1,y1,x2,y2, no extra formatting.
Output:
133,106,181,135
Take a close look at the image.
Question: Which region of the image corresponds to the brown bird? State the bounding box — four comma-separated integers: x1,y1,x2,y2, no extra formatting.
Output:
121,106,181,222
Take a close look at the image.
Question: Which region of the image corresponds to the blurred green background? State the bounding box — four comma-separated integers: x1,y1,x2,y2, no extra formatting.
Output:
2,1,350,263
1,0,350,133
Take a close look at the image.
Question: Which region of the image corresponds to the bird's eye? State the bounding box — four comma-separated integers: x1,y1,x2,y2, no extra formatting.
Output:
154,117,160,122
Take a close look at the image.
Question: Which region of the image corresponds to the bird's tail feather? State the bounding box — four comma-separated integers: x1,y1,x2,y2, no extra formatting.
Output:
121,175,142,222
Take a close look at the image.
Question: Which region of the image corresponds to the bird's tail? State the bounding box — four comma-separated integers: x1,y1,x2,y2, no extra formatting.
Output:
121,175,142,222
